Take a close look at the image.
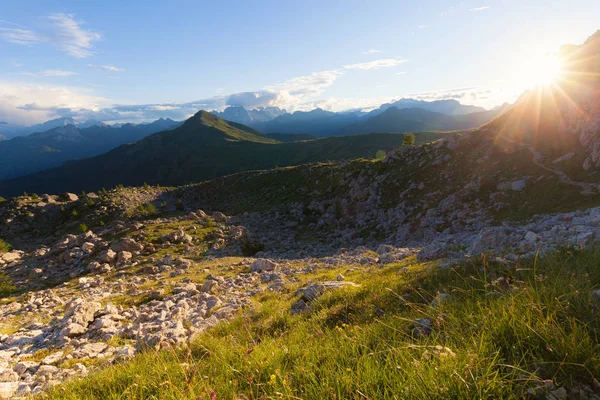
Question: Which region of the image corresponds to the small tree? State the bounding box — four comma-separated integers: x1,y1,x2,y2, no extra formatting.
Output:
403,133,416,146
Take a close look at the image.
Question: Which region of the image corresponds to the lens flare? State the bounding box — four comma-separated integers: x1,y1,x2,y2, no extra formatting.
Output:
523,54,563,86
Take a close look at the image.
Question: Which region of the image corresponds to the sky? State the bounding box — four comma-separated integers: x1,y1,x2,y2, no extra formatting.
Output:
0,0,599,125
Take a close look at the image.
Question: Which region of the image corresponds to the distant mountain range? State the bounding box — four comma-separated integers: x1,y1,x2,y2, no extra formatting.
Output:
250,109,362,136
212,106,287,124
0,118,181,181
339,105,510,136
0,97,512,194
366,98,486,118
208,99,494,137
209,99,508,137
0,116,150,139
0,111,447,196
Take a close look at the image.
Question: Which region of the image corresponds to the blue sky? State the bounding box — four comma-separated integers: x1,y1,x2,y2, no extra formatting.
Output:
0,0,598,124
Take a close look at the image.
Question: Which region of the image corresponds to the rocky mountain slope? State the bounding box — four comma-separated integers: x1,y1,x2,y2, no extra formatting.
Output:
0,31,599,399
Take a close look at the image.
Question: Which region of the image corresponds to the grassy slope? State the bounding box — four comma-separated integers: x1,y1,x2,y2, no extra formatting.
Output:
44,247,600,399
0,132,424,197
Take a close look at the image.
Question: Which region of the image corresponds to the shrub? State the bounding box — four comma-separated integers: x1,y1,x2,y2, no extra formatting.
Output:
375,150,386,160
0,272,15,298
175,199,184,211
0,196,6,204
0,239,11,253
31,193,40,201
137,202,158,217
79,223,88,233
403,132,416,146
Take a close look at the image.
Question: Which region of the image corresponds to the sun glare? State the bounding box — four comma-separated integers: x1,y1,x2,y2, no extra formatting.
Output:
524,54,563,86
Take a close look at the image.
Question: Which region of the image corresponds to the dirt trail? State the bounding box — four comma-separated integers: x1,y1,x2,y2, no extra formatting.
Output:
499,134,598,194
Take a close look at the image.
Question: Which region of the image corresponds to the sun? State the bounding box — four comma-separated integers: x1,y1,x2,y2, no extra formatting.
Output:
524,54,563,86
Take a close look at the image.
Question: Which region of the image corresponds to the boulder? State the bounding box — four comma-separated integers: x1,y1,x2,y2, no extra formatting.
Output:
60,193,79,202
296,281,359,302
0,368,19,399
111,238,143,253
250,259,278,272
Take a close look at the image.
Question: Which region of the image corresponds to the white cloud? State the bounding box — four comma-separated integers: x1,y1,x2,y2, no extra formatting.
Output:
0,81,110,124
361,49,381,55
17,70,77,77
344,58,407,70
418,25,428,29
88,64,126,72
10,58,22,68
40,69,77,77
47,13,101,58
0,27,43,45
470,6,490,11
395,71,407,75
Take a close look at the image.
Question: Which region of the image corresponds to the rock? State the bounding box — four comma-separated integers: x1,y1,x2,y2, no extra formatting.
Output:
212,211,227,223
430,293,451,307
81,242,95,253
511,179,527,191
117,251,132,264
552,152,575,164
290,299,309,314
417,242,448,261
160,230,193,244
0,368,19,399
296,281,359,302
149,290,164,300
13,361,39,377
57,300,102,340
111,238,144,253
0,251,22,264
173,283,198,295
72,342,108,359
468,227,517,255
41,351,64,365
376,244,395,255
98,249,117,264
201,280,218,293
412,318,433,338
60,193,79,202
250,259,278,272
115,346,136,361
60,323,87,338
524,231,539,243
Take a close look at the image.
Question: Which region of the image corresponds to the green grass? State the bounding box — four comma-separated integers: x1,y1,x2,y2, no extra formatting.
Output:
43,247,600,399
0,238,11,253
0,270,16,298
